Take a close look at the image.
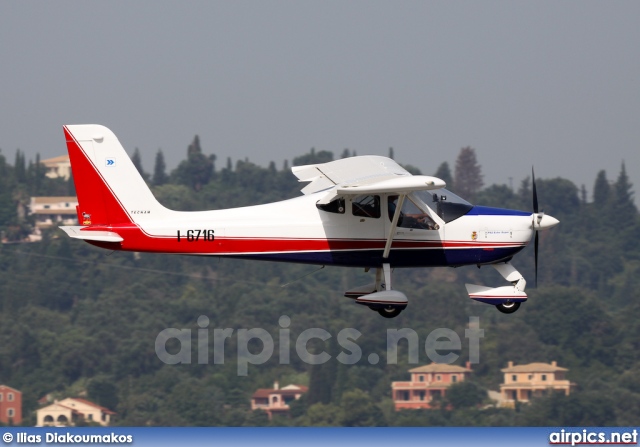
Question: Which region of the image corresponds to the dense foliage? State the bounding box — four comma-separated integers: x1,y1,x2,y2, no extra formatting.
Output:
0,143,638,426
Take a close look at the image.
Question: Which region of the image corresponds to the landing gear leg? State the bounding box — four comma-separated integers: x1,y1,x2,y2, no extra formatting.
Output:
492,263,526,314
376,263,392,291
365,263,406,318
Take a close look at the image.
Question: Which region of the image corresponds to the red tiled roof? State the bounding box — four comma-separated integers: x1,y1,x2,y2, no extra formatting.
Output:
408,363,472,373
31,196,77,204
251,385,308,399
0,385,22,394
501,362,568,373
252,389,273,399
41,155,70,165
71,398,116,415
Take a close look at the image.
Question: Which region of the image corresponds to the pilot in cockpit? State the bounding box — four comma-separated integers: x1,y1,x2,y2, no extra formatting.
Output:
388,195,438,230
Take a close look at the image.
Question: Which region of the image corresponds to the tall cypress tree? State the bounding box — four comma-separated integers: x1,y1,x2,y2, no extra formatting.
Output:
14,149,26,184
593,170,610,206
171,135,215,191
434,161,454,191
613,162,637,226
131,148,148,181
152,149,168,186
454,147,483,200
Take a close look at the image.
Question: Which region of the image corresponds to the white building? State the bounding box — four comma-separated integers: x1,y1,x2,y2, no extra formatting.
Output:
37,398,115,427
29,196,78,233
41,155,72,180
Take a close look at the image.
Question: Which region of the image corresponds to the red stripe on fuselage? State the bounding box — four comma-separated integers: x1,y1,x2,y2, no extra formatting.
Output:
80,224,526,255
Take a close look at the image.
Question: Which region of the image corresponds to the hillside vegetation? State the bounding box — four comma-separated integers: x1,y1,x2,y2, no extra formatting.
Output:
0,143,638,426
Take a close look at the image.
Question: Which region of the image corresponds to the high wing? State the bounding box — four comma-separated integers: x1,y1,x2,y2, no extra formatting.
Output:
292,155,446,204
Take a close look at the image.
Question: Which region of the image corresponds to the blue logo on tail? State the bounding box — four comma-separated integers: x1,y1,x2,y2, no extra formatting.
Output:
106,158,116,167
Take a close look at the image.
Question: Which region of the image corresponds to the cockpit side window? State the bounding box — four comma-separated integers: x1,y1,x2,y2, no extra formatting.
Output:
388,195,439,230
316,198,345,214
352,195,381,218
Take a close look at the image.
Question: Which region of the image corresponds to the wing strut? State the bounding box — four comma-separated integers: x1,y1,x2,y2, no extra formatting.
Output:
383,194,405,259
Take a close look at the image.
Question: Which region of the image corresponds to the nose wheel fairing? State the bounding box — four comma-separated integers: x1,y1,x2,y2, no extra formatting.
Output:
466,262,528,312
465,284,528,305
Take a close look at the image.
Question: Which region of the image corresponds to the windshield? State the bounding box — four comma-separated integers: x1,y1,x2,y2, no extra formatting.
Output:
414,189,474,223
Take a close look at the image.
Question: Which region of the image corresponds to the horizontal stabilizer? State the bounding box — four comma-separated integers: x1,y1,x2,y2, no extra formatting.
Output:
465,284,527,305
59,226,123,243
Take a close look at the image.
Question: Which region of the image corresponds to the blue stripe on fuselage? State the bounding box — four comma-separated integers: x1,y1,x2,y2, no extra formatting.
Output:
465,206,530,216
224,246,525,268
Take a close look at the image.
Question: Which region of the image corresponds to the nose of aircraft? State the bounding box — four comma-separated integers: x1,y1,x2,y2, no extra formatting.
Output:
533,213,560,230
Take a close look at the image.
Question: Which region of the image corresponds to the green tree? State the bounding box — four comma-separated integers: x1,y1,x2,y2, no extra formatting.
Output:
523,286,617,365
299,403,343,426
166,378,224,426
593,170,610,206
131,148,148,182
434,162,454,191
446,381,486,409
152,149,168,186
307,359,333,405
87,375,119,411
475,184,523,210
171,135,216,191
613,162,636,227
454,147,483,200
340,389,385,427
520,391,616,426
14,149,26,184
292,148,333,166
244,409,270,426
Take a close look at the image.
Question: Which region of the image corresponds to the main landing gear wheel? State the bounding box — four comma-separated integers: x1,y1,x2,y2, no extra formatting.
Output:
496,302,521,314
378,306,403,318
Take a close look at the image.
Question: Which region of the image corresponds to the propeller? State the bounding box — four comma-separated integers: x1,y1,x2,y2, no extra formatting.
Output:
530,167,560,287
532,167,539,287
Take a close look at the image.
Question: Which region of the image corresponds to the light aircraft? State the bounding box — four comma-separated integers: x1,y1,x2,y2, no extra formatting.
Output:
59,125,559,318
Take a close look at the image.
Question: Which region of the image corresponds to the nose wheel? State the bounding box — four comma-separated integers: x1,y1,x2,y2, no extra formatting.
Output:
377,306,403,318
496,302,521,314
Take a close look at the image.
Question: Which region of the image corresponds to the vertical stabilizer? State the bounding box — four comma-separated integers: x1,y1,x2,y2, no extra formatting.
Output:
64,125,172,227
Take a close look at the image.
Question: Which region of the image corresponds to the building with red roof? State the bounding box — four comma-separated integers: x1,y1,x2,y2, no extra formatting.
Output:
251,382,308,419
391,362,473,410
36,397,115,427
499,361,576,407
